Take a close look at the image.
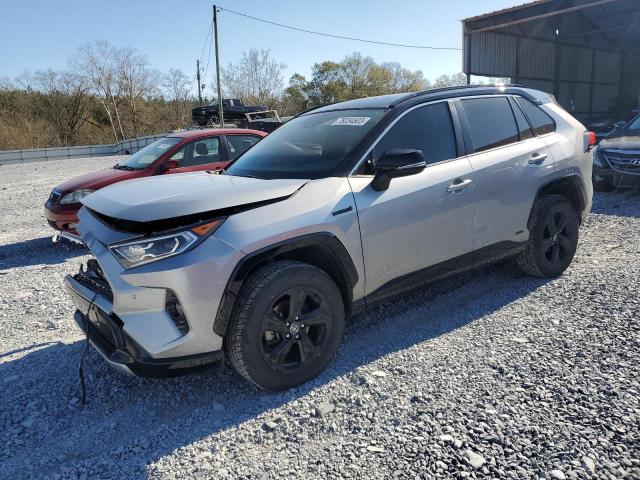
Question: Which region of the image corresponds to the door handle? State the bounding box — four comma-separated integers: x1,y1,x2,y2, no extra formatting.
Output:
528,153,548,165
447,178,473,193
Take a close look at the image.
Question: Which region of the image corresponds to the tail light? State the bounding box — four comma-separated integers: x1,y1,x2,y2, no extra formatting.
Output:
584,131,596,152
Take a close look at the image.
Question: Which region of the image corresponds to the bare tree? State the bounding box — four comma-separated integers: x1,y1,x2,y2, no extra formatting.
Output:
24,69,89,145
117,47,160,137
221,49,286,107
0,76,14,91
72,40,125,142
162,68,192,128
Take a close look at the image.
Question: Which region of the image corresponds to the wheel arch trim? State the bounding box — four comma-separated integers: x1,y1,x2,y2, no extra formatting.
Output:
529,174,588,228
213,232,359,337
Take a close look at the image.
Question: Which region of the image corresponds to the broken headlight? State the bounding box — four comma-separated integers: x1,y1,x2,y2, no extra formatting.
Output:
109,219,224,268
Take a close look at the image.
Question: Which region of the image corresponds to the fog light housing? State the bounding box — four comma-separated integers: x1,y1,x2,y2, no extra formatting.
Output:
166,290,189,336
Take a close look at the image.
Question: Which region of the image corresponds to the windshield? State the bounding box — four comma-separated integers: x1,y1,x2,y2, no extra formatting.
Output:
626,114,640,131
117,138,182,170
225,108,386,179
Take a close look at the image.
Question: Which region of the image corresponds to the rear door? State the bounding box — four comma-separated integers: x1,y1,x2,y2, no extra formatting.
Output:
163,136,227,174
225,134,262,161
348,101,475,295
457,95,555,250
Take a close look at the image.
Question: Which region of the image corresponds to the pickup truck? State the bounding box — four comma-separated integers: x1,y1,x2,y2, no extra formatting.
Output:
192,98,268,126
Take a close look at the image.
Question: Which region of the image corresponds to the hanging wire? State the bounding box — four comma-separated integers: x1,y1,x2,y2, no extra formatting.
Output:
202,21,214,85
218,7,461,51
198,23,213,62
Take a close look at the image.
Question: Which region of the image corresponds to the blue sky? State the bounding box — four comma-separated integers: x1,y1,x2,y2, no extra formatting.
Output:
0,0,518,92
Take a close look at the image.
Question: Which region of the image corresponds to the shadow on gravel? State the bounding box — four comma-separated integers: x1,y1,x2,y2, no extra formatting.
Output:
0,264,549,479
0,236,86,269
591,189,640,218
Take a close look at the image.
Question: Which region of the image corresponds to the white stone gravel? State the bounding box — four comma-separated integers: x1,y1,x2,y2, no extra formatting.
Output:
0,157,639,479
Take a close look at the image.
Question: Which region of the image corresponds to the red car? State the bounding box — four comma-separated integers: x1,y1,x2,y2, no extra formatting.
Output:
45,129,266,242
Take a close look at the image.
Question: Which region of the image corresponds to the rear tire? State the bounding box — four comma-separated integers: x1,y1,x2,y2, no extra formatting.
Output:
226,261,345,391
516,194,579,278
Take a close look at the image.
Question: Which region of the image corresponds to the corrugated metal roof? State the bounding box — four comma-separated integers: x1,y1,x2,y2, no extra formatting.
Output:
462,0,550,22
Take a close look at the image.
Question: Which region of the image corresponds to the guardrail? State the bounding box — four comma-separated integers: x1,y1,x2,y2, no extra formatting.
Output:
0,134,167,165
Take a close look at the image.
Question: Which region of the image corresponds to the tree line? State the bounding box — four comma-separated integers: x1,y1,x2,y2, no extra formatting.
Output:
0,41,478,150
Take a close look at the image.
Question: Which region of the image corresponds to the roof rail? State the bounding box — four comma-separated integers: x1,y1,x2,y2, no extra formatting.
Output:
291,84,543,119
392,83,524,103
392,83,547,106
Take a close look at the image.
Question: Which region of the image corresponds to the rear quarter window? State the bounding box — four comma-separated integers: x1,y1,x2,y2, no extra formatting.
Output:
461,97,519,153
510,98,535,140
514,97,555,136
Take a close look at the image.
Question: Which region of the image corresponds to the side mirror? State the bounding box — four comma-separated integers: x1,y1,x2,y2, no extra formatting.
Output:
164,159,180,171
371,149,426,191
614,121,625,130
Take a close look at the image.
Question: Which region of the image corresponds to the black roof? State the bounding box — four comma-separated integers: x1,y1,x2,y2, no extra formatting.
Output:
303,84,552,116
311,93,412,113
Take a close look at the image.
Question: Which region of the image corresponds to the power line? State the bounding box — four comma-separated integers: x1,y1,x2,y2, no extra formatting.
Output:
198,23,213,61
202,21,214,85
218,7,462,51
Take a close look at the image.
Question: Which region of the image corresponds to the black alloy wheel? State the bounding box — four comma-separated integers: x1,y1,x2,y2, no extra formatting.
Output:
517,194,580,278
259,286,331,374
539,206,576,267
227,260,345,390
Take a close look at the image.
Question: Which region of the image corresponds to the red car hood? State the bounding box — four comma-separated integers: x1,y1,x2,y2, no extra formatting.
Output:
55,167,146,194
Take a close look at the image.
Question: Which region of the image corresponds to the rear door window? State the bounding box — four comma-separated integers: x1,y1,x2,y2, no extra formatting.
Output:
462,97,519,153
227,135,261,160
372,102,457,166
185,137,221,167
514,97,555,135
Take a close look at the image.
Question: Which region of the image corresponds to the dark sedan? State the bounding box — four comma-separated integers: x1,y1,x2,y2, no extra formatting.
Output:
592,113,640,191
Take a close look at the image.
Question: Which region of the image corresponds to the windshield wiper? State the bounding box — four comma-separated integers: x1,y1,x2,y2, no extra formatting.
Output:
113,164,135,171
237,174,264,179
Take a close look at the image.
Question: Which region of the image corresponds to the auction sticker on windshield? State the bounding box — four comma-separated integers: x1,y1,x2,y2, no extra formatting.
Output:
331,116,371,126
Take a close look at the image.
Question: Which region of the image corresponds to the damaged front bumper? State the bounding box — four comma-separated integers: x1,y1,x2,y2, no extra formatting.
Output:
65,270,223,377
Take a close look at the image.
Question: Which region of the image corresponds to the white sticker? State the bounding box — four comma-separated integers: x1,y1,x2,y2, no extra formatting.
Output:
331,116,371,126
156,143,173,149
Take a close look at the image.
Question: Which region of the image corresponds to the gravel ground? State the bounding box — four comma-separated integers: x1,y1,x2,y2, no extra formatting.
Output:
0,157,639,480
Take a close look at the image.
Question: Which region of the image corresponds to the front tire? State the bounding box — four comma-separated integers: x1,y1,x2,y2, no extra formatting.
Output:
516,194,579,278
208,114,219,126
227,261,345,391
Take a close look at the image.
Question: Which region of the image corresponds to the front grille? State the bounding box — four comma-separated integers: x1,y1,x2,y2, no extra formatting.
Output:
604,150,640,176
49,191,62,204
73,259,113,300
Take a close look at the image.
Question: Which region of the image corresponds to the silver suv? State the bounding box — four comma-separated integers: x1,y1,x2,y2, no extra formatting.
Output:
65,85,593,390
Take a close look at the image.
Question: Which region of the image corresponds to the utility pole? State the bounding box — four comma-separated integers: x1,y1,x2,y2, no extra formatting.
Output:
196,59,203,104
213,5,224,126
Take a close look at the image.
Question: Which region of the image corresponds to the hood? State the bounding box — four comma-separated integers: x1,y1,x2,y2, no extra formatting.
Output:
55,167,142,194
599,132,640,151
82,172,308,222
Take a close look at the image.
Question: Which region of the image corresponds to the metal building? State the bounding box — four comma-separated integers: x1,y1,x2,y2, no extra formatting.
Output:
462,0,640,124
